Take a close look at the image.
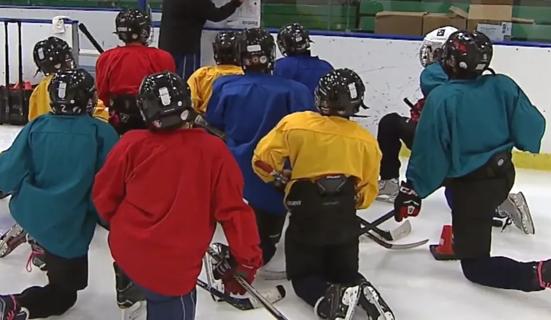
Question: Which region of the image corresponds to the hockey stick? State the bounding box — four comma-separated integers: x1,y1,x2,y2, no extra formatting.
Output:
253,160,409,241
358,215,428,250
197,278,286,311
194,114,226,140
234,276,289,320
205,247,289,320
78,23,104,54
403,98,415,109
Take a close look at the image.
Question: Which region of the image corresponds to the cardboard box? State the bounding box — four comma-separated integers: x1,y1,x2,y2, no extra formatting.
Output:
375,11,426,36
476,22,512,41
470,0,513,5
422,7,468,35
467,4,512,32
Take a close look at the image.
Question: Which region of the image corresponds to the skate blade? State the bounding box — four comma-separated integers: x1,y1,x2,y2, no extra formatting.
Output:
257,268,287,280
120,301,146,320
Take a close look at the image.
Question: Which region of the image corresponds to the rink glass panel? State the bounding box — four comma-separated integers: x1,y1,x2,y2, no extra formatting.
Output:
0,0,550,43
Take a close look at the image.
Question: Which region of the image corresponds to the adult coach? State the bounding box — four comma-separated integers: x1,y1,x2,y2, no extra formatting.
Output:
159,0,244,80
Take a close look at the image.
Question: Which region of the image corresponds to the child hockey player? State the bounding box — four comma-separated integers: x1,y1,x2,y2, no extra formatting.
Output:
96,8,175,134
205,27,314,267
394,31,550,292
377,26,456,201
377,26,534,236
253,69,394,320
92,72,262,320
0,36,109,270
274,23,333,96
0,69,119,320
187,30,243,114
29,36,109,122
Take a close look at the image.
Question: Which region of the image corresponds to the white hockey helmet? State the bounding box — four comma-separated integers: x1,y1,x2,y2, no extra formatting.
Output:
420,26,458,67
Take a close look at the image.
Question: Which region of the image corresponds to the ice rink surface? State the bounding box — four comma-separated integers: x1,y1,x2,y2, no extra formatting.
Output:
0,125,549,319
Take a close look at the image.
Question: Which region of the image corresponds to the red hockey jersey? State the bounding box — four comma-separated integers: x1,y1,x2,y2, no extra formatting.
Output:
93,128,262,296
95,44,176,104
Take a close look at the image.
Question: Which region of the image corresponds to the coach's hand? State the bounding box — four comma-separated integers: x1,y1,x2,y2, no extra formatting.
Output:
394,181,421,222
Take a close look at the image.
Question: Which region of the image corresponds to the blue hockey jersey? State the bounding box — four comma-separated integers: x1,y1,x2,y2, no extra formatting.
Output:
0,114,119,258
407,74,546,198
274,55,333,97
206,71,315,215
420,62,448,97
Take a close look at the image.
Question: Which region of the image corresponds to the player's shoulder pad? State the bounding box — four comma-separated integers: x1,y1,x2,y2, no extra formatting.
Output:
277,111,317,129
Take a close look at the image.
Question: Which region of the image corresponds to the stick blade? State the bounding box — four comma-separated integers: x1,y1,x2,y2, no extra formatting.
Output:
389,220,412,241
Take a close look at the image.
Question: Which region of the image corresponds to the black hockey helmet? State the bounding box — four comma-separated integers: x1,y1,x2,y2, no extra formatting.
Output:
237,28,276,72
48,69,97,115
137,72,193,131
441,30,493,79
213,31,240,65
115,8,151,44
33,36,74,75
277,23,311,56
315,68,367,117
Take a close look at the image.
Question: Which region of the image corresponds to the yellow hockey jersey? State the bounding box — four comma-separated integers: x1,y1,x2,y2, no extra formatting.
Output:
253,111,381,209
187,65,243,113
29,75,109,122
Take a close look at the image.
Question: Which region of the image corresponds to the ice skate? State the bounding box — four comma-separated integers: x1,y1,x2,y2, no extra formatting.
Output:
315,283,360,320
0,295,29,320
358,276,395,320
497,192,535,234
0,224,27,258
114,263,145,309
376,179,399,203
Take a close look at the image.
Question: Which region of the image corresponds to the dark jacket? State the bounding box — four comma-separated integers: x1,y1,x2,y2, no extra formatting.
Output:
159,0,240,54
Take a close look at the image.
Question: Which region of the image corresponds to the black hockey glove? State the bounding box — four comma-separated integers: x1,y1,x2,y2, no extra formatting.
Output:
393,181,421,222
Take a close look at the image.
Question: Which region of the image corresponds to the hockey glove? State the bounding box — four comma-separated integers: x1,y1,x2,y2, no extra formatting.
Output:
213,255,256,295
272,169,291,192
394,181,421,222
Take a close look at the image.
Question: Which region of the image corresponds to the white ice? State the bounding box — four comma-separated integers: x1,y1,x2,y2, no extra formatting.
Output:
0,125,549,320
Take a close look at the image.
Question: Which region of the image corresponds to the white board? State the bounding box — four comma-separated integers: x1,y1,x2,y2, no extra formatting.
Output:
205,0,261,29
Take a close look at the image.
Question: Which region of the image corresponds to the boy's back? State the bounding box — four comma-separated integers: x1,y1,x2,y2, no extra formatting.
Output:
410,74,546,197
96,45,176,103
0,114,118,258
274,55,333,95
206,73,314,213
94,128,260,295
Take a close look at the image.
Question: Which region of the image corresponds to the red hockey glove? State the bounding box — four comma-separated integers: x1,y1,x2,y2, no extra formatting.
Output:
213,256,256,295
393,181,421,222
409,98,425,123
